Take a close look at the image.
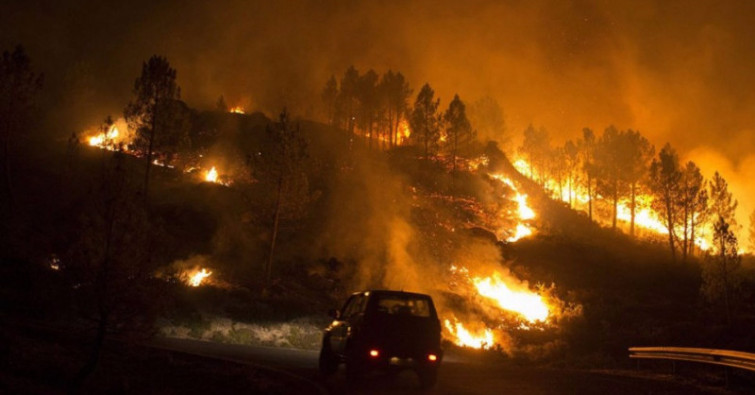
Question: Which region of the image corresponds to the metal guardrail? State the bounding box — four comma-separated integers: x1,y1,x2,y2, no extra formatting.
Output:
629,347,755,372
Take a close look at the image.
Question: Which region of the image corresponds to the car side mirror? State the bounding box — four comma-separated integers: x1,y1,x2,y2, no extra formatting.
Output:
328,308,340,319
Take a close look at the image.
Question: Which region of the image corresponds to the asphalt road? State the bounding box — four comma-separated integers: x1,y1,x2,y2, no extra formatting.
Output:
153,337,725,394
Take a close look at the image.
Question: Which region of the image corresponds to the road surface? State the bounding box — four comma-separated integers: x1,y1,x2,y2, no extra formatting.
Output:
153,337,724,394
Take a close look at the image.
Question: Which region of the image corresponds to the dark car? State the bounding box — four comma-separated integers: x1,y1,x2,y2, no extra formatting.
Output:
318,290,443,388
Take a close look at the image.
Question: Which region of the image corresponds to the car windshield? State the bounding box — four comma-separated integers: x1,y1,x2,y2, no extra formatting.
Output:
375,295,431,317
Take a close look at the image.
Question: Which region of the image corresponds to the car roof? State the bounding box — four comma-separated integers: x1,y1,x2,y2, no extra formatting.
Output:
352,289,433,299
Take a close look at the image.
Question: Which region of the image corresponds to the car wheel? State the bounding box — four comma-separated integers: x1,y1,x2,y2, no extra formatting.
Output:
418,366,438,389
318,341,338,377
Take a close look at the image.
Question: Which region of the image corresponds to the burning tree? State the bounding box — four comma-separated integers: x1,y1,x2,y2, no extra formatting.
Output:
124,55,188,201
0,45,42,209
379,70,412,148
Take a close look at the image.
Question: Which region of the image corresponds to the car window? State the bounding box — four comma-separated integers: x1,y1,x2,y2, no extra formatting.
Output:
341,294,367,319
375,295,431,317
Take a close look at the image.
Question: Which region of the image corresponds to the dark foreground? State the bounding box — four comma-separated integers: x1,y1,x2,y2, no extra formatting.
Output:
156,337,743,394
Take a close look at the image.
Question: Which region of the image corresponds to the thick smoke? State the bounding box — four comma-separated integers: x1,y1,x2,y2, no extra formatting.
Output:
4,0,755,232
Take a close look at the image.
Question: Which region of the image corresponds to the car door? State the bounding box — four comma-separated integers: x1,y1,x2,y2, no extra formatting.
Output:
330,293,367,355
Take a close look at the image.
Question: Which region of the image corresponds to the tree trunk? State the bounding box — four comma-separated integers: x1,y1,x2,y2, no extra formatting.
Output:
144,98,159,202
665,192,676,263
266,175,284,285
612,183,618,230
587,174,593,221
630,183,636,236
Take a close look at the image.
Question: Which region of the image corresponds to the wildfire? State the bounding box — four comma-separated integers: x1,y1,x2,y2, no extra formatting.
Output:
229,106,245,114
445,265,554,349
491,174,536,242
186,268,212,287
396,119,411,145
512,156,713,251
473,273,549,323
84,118,134,152
205,166,219,183
444,319,494,349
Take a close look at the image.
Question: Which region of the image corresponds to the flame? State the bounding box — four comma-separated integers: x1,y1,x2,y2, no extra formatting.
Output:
508,223,533,242
473,273,550,322
445,265,555,349
491,174,536,241
84,118,135,152
88,125,121,150
396,119,411,145
511,157,713,251
205,166,219,183
444,319,494,349
229,106,245,114
187,268,212,287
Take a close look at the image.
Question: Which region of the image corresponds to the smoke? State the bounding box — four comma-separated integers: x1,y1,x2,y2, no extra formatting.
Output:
4,0,755,157
684,147,755,244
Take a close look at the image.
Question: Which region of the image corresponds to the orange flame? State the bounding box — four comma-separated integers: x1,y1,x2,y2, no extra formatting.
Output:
473,273,549,323
444,319,494,349
205,166,219,183
229,106,245,114
187,268,212,287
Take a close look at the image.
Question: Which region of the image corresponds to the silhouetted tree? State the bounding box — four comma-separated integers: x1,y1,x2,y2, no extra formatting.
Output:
563,140,579,207
321,75,338,127
620,129,654,236
357,69,379,148
519,124,550,184
594,126,624,230
701,215,742,326
579,128,597,220
216,95,228,112
0,45,42,208
378,70,412,147
680,161,706,261
410,83,441,160
708,171,738,229
338,66,360,136
124,55,182,201
443,94,474,184
648,144,683,262
67,150,162,389
254,109,309,284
